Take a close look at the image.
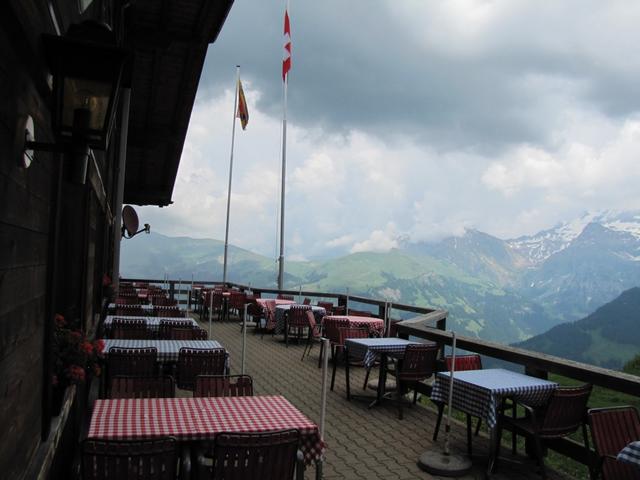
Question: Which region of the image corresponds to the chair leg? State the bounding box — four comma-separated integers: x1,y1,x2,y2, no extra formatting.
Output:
397,381,404,420
330,346,338,391
362,367,371,390
475,418,482,436
533,436,547,480
345,350,351,400
433,402,444,441
466,414,473,456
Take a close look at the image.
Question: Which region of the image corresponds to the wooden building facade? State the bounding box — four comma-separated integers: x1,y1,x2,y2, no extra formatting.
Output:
0,1,233,478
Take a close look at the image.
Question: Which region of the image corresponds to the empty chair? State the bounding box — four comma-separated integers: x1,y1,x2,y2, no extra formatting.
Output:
244,301,264,333
159,319,193,339
153,306,183,317
109,375,176,399
332,305,346,316
107,347,158,380
82,438,180,480
116,305,146,316
169,327,196,340
115,296,140,305
261,300,277,339
389,343,439,419
192,327,208,340
277,294,295,301
194,374,254,397
496,383,593,479
347,309,372,317
196,429,302,480
317,301,334,315
228,291,247,319
588,406,640,480
176,348,226,391
285,305,313,346
110,318,149,339
320,317,350,370
302,297,311,305
433,354,483,452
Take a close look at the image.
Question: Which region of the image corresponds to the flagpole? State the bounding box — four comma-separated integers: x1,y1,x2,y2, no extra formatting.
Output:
278,1,290,291
223,65,240,284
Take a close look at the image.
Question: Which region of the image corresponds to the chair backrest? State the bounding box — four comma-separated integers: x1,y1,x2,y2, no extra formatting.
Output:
109,375,176,399
177,348,226,391
398,344,440,382
338,327,369,347
332,305,346,316
107,347,157,379
82,438,177,480
170,327,196,340
323,317,350,345
153,306,183,317
589,406,640,480
193,327,208,340
116,296,140,306
288,305,312,328
159,319,192,339
116,306,146,316
263,300,277,330
277,294,295,301
317,301,334,315
445,354,482,372
229,292,247,310
194,374,254,398
303,297,311,305
348,309,372,317
538,384,593,438
210,429,300,480
111,318,149,339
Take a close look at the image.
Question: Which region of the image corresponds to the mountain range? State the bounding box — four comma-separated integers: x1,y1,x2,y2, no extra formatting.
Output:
121,210,640,350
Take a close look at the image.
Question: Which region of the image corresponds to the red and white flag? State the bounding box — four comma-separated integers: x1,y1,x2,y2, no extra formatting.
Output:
282,9,291,82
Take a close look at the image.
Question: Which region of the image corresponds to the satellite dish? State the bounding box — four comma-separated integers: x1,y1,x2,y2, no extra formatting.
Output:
122,205,139,237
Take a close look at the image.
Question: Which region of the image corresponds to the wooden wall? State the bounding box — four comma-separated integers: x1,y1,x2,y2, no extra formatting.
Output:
0,2,118,478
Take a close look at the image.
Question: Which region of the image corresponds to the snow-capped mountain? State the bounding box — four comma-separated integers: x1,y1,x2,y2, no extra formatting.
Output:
506,211,640,266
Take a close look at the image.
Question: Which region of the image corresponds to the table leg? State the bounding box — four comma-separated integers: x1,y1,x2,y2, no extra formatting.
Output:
369,353,388,408
486,425,498,477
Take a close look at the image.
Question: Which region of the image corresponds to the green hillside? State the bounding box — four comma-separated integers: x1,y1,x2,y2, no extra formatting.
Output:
515,287,640,369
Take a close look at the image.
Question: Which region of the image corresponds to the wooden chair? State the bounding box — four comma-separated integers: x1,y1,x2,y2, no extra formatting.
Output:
194,374,254,398
496,383,593,479
433,354,483,452
321,317,350,370
196,429,303,480
389,343,439,419
107,347,158,380
109,375,175,399
317,301,334,316
110,318,149,339
332,305,346,316
285,305,312,347
192,327,208,340
588,406,640,480
116,305,146,316
82,438,182,480
261,300,277,339
302,297,311,305
300,310,322,361
347,309,372,317
277,294,295,301
176,348,226,391
159,319,193,339
153,306,183,318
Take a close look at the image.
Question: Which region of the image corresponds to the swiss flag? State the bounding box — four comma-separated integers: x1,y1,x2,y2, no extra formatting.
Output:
282,10,291,82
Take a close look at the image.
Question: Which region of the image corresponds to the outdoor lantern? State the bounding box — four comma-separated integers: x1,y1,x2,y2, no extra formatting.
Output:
44,21,128,151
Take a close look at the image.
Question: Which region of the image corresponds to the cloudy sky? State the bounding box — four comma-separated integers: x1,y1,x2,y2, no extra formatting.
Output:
138,0,640,260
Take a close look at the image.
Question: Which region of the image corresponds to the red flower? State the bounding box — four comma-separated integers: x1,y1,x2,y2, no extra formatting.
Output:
67,365,85,384
94,339,105,354
55,314,66,328
80,341,93,355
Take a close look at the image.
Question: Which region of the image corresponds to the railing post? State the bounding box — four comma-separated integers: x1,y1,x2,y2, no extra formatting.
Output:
169,281,175,301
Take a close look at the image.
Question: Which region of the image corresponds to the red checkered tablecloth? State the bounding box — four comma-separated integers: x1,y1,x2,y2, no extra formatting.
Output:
323,315,385,336
87,395,325,464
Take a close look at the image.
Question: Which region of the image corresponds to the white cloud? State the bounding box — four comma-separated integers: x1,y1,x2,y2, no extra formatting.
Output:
350,223,400,253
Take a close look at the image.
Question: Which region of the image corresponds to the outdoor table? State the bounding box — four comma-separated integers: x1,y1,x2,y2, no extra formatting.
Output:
618,441,640,467
322,315,385,337
431,368,558,475
344,337,421,407
255,298,296,308
103,315,198,334
87,395,325,465
101,339,226,363
275,304,326,334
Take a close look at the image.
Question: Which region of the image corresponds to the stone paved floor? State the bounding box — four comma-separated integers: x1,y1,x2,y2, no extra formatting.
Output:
194,314,576,480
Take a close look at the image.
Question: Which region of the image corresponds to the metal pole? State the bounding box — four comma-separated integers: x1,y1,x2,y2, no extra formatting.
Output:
178,278,181,309
208,290,213,337
318,337,329,479
223,66,241,284
346,287,349,315
444,332,457,456
242,304,247,374
277,20,290,290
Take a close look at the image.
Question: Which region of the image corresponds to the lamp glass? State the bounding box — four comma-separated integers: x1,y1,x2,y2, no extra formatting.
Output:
61,77,112,133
